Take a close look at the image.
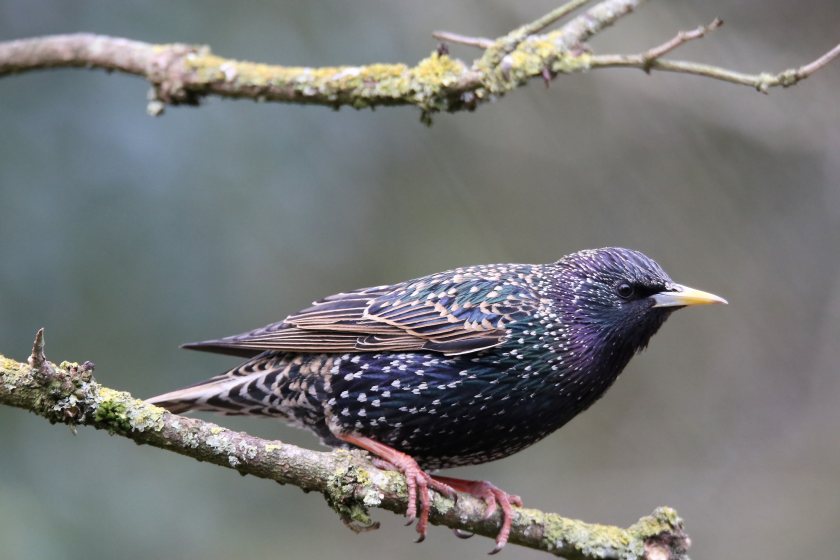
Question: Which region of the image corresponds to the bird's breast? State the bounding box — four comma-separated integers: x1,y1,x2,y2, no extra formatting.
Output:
322,338,625,468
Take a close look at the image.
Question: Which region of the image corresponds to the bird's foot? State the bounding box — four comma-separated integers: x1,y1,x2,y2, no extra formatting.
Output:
432,476,523,554
338,435,456,542
372,455,456,541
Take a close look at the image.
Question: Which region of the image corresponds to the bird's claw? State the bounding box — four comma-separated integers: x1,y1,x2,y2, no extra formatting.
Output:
412,469,456,541
476,483,521,553
375,453,455,542
453,528,475,539
432,477,522,554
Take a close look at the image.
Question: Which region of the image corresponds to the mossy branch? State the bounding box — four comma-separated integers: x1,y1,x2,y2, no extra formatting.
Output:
0,0,836,121
0,330,690,559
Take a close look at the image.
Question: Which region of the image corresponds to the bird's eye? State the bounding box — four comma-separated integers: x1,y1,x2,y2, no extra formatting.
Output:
616,282,635,299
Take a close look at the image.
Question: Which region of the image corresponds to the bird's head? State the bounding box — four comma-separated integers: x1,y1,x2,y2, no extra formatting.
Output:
553,247,727,370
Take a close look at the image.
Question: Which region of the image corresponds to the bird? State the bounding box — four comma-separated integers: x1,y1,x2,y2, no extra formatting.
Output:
147,247,726,552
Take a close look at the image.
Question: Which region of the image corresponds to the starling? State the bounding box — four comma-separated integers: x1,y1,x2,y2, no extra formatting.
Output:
148,247,726,551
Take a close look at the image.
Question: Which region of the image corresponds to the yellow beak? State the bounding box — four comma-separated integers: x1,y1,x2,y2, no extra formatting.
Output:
651,284,728,308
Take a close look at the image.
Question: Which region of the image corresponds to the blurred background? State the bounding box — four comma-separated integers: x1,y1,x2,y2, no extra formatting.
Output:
1,1,838,558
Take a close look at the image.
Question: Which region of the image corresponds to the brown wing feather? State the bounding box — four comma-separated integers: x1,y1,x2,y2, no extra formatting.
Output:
182,272,540,357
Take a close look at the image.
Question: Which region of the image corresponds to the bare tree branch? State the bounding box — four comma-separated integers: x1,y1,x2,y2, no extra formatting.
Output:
639,19,724,72
0,0,835,120
504,0,594,44
431,31,494,50
0,330,690,559
589,23,840,93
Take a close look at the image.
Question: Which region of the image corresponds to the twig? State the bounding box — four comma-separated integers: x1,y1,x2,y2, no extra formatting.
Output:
556,0,642,46
433,0,593,52
0,330,690,559
506,0,593,42
641,18,723,72
795,43,840,81
591,42,840,93
27,327,46,370
431,31,493,50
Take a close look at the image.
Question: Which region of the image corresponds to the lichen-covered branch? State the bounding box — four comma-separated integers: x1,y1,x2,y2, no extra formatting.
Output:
0,331,690,559
0,0,835,121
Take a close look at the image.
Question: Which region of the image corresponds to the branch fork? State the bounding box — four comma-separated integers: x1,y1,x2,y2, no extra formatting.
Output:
640,18,724,73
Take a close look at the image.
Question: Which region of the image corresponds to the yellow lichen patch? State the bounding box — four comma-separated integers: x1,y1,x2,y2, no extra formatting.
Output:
430,492,455,515
537,507,684,558
184,51,413,98
0,355,22,374
628,507,683,538
0,357,25,393
324,461,379,531
541,513,640,557
526,38,561,60
320,63,408,85
411,53,467,87
183,53,229,82
95,387,165,433
231,60,324,87
476,33,592,96
309,63,411,104
552,52,591,74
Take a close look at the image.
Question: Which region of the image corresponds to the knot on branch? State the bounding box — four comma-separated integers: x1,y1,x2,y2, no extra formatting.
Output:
18,329,98,424
323,456,383,533
147,43,207,112
634,507,691,560
406,51,474,121
777,69,801,88
38,362,97,425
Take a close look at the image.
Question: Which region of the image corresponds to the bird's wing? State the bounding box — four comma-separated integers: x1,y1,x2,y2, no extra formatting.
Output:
182,270,540,357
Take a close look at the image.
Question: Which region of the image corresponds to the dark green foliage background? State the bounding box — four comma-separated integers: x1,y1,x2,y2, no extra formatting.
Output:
1,1,838,558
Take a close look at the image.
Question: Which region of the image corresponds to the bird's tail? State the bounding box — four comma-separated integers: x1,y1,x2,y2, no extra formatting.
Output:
146,373,241,414
146,351,279,415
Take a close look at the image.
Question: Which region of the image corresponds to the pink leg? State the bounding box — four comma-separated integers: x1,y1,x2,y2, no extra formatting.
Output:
338,435,456,542
432,476,523,554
